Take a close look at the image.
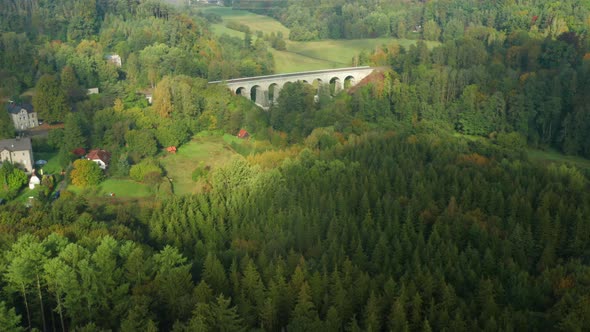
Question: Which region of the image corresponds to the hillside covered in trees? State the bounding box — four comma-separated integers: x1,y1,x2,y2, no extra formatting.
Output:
0,0,590,331
1,128,590,331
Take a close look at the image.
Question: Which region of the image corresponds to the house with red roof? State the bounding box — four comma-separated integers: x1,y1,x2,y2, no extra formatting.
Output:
237,129,249,139
87,149,111,170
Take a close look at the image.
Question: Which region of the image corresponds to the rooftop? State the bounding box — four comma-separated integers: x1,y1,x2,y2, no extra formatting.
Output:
7,103,34,115
0,137,32,152
87,149,111,163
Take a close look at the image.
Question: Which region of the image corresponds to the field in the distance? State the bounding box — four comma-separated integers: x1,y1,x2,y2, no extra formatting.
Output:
202,7,438,73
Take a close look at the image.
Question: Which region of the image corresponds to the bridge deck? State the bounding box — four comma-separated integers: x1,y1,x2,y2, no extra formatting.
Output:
208,66,373,84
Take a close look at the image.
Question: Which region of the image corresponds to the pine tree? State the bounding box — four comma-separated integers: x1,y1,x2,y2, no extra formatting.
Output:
0,301,23,332
203,253,229,294
288,282,322,332
211,295,244,332
0,110,14,139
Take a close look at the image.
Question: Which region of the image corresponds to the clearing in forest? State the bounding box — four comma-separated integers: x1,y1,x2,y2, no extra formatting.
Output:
159,134,242,196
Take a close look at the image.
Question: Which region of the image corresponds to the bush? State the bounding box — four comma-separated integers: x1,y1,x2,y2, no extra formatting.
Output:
495,132,527,151
191,164,210,182
226,21,250,33
130,159,163,183
0,163,27,199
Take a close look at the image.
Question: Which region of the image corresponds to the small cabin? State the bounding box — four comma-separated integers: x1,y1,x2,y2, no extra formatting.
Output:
237,129,249,139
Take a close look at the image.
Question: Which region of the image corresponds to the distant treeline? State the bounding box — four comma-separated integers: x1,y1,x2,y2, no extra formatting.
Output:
233,0,589,41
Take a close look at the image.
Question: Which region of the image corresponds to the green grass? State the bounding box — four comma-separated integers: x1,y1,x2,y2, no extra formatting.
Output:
270,49,343,72
34,152,62,175
204,7,289,36
13,187,41,204
68,179,152,198
204,7,439,73
527,148,590,170
159,134,241,195
97,179,152,197
210,23,247,39
287,38,438,68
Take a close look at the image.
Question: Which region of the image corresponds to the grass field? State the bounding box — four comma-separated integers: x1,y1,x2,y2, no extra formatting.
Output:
527,148,590,170
159,134,242,195
205,7,290,36
203,7,437,73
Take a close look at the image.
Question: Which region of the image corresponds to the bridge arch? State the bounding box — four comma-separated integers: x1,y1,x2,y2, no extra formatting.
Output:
250,85,268,106
329,77,342,95
312,78,323,89
268,83,280,104
236,87,250,100
344,75,355,89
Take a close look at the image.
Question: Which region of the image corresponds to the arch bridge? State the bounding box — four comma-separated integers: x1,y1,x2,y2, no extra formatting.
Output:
209,66,377,109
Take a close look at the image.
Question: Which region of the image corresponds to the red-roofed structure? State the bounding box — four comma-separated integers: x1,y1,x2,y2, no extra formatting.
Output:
166,146,177,153
237,129,250,139
87,149,111,170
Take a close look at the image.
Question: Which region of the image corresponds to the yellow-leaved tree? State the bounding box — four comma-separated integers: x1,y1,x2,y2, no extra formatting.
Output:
70,159,102,187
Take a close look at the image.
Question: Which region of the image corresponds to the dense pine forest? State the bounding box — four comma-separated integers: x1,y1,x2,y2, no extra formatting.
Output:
1,0,590,331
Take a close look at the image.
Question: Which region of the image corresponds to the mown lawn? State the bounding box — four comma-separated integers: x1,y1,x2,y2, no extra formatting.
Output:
97,179,152,197
204,7,439,73
68,179,152,198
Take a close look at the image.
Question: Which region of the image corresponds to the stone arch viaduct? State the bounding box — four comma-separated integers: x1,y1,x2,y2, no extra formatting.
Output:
209,66,377,109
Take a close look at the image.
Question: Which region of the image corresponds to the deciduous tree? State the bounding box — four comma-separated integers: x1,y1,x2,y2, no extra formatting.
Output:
70,159,103,187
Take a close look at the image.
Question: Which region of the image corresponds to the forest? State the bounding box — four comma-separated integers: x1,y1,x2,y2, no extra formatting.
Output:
0,0,590,331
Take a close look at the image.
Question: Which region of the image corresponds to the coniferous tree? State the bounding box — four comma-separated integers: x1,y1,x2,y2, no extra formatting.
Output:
33,74,69,123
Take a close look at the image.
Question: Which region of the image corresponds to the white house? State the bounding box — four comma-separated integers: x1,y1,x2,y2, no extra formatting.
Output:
87,149,111,170
7,103,38,131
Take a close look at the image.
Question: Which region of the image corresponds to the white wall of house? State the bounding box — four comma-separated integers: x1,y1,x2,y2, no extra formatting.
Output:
10,109,39,130
91,159,107,170
0,149,34,173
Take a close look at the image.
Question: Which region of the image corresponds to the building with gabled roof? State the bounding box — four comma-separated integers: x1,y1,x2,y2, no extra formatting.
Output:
87,149,111,170
0,137,34,173
237,129,250,139
7,103,38,131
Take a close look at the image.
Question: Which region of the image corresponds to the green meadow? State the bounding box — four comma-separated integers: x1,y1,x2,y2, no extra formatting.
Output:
202,7,437,73
159,134,241,196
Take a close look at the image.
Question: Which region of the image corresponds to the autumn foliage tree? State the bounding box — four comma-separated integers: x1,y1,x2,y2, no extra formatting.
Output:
70,159,102,187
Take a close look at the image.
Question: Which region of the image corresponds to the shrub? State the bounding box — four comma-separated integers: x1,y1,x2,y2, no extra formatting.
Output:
192,164,211,182
130,159,163,182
